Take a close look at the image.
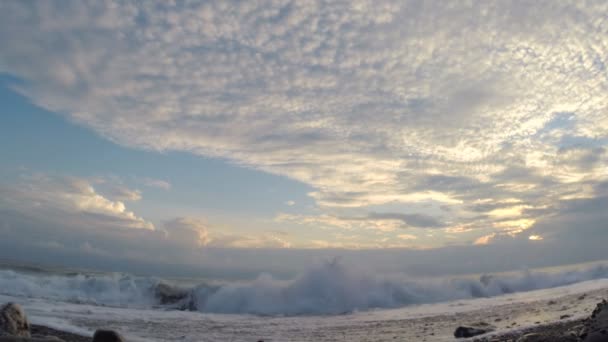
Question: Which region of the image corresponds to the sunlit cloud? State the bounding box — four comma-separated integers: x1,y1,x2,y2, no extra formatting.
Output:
0,173,295,253
105,185,142,202
397,234,417,241
0,174,154,230
473,234,496,246
493,219,536,235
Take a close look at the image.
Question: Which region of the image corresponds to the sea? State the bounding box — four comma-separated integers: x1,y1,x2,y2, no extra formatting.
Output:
1,260,608,341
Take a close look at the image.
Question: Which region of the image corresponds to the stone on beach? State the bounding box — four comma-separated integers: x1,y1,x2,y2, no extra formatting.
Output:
0,303,30,338
92,330,124,342
454,323,495,338
581,300,608,342
154,282,190,305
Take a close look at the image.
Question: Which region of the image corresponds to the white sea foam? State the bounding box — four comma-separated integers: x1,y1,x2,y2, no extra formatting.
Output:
4,278,608,342
194,261,608,315
1,261,608,316
0,269,159,307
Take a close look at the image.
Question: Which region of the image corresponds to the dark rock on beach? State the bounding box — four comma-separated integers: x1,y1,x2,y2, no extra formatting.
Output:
92,330,123,342
154,282,200,311
155,282,190,305
455,323,495,338
0,303,31,338
472,319,584,342
580,299,608,342
0,302,128,342
472,299,608,342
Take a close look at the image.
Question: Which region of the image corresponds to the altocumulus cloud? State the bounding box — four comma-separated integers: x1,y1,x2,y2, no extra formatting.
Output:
0,1,607,245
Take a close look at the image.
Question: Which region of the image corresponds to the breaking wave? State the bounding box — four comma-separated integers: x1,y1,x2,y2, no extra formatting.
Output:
2,261,608,316
0,269,159,307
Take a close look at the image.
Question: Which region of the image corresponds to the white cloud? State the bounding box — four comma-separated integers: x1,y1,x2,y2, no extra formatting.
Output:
163,216,293,249
1,172,298,249
0,173,304,271
105,185,142,201
275,213,403,232
164,217,210,247
209,232,292,249
473,233,496,246
1,1,608,245
0,175,154,230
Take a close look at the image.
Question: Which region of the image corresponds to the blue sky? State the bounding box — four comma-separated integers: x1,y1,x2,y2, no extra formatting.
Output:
0,77,314,218
0,75,322,245
0,1,607,276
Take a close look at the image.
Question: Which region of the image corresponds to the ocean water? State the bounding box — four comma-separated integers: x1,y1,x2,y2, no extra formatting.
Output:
1,261,608,341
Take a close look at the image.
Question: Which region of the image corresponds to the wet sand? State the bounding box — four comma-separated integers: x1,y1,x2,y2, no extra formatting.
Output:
31,325,91,342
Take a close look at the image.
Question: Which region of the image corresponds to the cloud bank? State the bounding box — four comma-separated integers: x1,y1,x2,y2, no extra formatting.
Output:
0,1,607,246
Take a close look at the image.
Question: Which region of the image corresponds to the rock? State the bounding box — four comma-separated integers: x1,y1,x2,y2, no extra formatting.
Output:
560,314,572,320
581,299,608,342
154,282,190,305
92,330,124,342
454,325,494,338
0,303,30,337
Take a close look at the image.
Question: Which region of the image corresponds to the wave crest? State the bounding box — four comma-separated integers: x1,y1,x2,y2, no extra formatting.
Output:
2,262,608,315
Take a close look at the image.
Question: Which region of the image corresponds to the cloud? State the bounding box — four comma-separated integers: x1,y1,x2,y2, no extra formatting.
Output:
473,233,497,246
209,232,292,249
2,174,608,277
105,185,142,201
141,178,172,190
162,216,292,249
0,1,607,246
526,195,608,242
0,174,153,230
0,172,306,275
275,213,403,232
276,210,444,234
366,212,445,228
163,217,210,247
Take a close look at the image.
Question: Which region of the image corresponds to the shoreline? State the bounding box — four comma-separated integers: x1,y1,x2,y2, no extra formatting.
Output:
31,319,587,342
473,318,586,341
31,325,91,342
29,313,591,342
8,279,608,341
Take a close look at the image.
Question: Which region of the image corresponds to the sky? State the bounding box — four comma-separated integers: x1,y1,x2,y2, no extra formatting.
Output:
0,1,607,278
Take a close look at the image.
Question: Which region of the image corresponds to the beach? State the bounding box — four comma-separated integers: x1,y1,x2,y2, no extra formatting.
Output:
4,277,608,341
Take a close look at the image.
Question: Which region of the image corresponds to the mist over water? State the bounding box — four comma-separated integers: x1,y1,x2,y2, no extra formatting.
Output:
2,261,608,316
194,261,608,315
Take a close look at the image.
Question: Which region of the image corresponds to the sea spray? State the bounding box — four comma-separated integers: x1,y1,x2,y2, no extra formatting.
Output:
0,269,159,307
1,262,608,315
